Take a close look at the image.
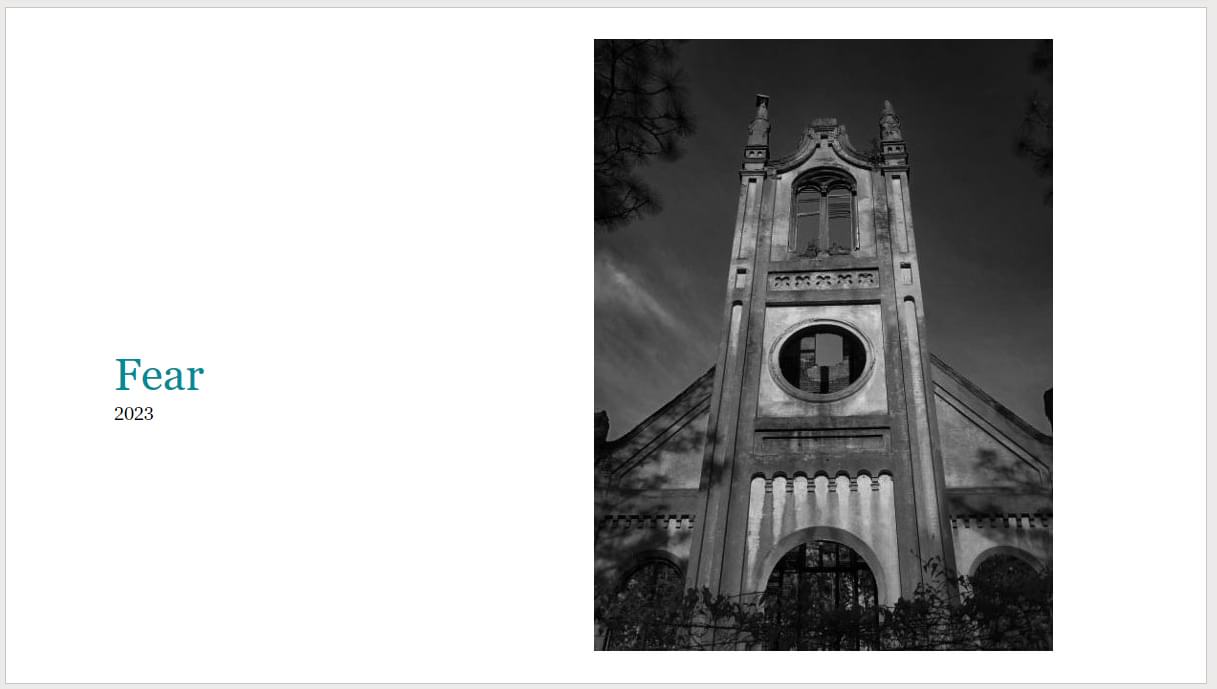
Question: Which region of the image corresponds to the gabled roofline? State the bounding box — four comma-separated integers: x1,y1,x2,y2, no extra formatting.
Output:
929,353,1052,445
604,366,715,464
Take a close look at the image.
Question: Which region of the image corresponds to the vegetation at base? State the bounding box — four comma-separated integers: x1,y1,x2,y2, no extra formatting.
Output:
595,556,1051,651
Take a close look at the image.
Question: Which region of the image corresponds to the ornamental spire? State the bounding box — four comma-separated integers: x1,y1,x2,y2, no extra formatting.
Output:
743,94,770,167
879,99,903,142
878,100,909,168
747,94,770,147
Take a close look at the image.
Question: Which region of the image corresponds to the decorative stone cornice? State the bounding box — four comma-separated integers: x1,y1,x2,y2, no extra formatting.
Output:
950,513,1052,529
599,514,695,531
768,125,876,174
752,471,894,494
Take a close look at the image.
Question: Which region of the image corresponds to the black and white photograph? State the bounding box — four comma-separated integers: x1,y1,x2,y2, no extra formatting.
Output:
595,39,1053,650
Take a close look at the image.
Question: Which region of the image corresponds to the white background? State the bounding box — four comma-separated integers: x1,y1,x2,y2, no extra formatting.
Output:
5,7,1208,684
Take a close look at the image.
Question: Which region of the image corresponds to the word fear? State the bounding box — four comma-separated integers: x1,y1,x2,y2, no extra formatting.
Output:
116,358,204,391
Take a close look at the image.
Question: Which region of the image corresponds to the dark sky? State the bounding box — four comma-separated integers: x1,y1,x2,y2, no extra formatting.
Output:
594,40,1052,439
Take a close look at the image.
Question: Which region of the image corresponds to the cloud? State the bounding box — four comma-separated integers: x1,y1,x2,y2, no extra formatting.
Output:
594,250,718,436
594,251,688,339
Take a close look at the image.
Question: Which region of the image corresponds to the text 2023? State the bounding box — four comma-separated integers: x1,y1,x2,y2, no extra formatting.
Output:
114,406,153,420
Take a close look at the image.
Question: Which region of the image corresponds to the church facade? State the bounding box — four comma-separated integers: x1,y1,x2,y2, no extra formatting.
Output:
594,97,1052,648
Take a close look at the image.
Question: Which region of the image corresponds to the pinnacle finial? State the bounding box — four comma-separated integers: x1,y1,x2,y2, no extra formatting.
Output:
747,94,771,148
880,99,903,142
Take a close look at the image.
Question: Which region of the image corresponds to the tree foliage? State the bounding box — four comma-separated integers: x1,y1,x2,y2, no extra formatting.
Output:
1016,39,1052,205
594,40,695,231
596,556,1051,651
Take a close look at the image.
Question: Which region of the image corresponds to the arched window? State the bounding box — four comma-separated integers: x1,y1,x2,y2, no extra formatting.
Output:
970,553,1049,649
794,188,822,255
762,540,879,650
826,187,854,251
971,552,1044,606
974,553,1038,583
604,559,684,650
792,174,856,257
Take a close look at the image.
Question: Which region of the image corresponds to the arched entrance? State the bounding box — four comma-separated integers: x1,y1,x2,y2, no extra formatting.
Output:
761,539,880,650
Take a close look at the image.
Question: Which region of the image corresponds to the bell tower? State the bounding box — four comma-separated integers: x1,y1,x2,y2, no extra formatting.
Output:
688,97,956,605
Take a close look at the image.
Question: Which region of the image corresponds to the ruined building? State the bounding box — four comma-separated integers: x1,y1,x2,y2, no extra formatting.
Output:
594,98,1052,649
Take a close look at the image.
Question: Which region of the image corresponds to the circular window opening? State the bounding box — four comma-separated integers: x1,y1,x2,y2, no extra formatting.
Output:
777,324,867,395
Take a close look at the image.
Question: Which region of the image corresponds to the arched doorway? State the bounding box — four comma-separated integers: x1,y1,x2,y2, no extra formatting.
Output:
762,539,880,650
603,559,684,650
